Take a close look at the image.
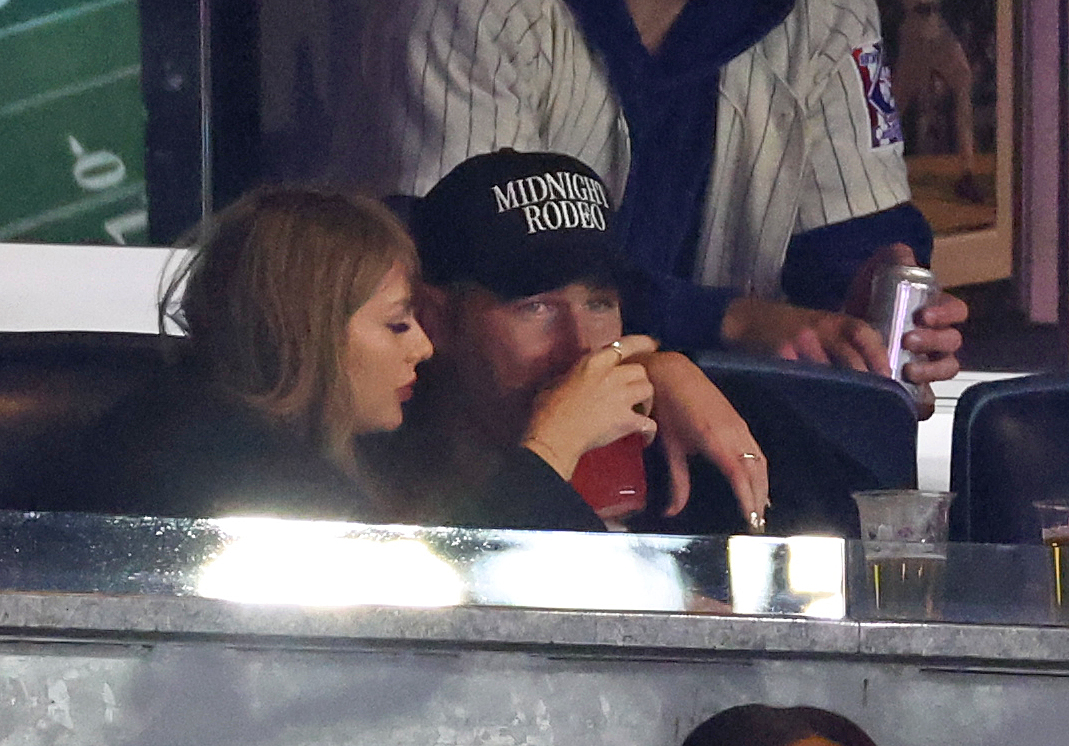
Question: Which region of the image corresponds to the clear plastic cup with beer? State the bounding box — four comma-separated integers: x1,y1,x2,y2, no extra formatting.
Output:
1033,498,1069,617
851,489,955,620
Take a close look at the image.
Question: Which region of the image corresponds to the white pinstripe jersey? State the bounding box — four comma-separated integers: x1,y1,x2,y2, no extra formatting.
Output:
334,0,912,300
332,0,630,203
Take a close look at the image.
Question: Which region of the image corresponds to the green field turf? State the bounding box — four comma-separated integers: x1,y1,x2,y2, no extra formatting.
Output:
0,0,148,245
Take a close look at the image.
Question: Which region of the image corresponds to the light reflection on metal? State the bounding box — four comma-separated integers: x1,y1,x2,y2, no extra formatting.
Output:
198,518,464,607
467,531,689,611
728,535,846,619
0,511,846,617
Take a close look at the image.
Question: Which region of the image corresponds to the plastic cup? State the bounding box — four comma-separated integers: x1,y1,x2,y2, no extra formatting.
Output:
570,433,647,521
851,489,955,620
1032,499,1069,615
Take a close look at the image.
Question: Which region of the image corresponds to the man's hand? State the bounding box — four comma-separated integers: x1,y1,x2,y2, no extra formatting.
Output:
721,296,892,376
902,292,967,385
725,243,969,418
847,243,969,418
638,351,769,528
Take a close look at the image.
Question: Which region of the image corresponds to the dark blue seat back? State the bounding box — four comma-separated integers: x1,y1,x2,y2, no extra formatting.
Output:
950,374,1069,544
696,351,918,489
0,332,174,508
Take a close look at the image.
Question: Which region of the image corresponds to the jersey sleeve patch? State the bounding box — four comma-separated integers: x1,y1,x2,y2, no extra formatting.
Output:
851,42,903,149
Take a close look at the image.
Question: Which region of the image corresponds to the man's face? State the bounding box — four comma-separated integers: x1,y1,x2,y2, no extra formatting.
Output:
449,282,623,433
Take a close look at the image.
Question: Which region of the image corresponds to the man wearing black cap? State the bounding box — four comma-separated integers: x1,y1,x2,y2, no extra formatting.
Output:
365,149,869,536
337,0,969,421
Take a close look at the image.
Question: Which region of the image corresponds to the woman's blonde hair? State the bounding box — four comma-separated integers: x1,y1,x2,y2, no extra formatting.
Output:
163,186,418,468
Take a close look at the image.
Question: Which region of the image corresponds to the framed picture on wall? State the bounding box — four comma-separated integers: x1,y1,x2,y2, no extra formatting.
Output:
877,0,1014,289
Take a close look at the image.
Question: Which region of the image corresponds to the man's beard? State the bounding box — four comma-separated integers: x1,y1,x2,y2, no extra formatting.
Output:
467,385,537,450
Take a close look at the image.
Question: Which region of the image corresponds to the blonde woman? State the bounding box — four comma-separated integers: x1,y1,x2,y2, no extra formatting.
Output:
39,187,432,520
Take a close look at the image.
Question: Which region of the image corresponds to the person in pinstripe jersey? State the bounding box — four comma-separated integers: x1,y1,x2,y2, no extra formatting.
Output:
332,0,967,417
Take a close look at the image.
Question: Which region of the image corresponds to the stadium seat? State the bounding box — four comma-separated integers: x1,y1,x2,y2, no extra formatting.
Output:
950,374,1069,544
0,332,175,509
696,350,919,490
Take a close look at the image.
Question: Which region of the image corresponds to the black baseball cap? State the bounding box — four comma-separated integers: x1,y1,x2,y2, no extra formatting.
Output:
412,149,623,300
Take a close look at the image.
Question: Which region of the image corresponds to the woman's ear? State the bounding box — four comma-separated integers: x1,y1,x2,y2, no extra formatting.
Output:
415,282,453,352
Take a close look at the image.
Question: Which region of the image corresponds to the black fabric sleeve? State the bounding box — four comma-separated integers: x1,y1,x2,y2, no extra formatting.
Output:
781,203,934,311
447,448,606,532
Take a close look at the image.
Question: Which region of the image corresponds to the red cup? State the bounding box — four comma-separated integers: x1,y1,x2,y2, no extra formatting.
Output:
569,432,647,520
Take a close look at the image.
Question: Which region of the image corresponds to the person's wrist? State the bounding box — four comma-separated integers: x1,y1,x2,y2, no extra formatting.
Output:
521,434,580,480
720,297,752,345
631,350,681,387
636,349,687,370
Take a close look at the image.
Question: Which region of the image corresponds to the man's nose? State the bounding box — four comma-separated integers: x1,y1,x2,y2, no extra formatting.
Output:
578,315,608,354
559,309,608,360
545,311,588,370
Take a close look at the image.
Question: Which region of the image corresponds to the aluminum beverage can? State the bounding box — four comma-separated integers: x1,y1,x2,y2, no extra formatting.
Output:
866,265,940,401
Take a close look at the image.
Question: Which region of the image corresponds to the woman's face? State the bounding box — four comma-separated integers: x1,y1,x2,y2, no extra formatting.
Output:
342,261,433,433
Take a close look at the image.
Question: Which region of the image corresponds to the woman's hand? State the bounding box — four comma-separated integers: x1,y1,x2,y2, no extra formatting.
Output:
638,351,769,528
522,335,658,480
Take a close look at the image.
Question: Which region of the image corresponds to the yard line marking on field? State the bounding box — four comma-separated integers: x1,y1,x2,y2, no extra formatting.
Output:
0,0,132,41
0,64,141,119
0,181,144,239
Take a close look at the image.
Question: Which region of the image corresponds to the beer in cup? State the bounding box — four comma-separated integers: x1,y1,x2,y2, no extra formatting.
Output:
851,489,955,620
1033,498,1069,618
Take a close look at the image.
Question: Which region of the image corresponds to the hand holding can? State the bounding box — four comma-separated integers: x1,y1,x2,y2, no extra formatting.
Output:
866,264,940,402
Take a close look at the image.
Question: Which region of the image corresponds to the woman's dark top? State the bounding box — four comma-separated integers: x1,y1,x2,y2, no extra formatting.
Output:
27,366,377,522
22,361,601,530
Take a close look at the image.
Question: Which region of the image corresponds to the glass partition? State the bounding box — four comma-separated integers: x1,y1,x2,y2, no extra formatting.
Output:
876,0,1014,290
0,0,258,247
0,0,149,245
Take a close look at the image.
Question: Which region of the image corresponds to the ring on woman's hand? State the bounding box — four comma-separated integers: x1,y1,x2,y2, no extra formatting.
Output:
608,340,624,362
748,511,766,533
739,452,760,462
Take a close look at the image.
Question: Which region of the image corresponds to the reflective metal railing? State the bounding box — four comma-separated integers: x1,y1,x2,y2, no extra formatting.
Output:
0,510,1059,626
